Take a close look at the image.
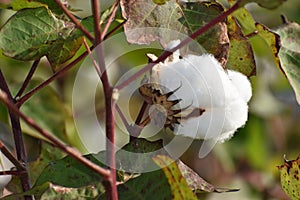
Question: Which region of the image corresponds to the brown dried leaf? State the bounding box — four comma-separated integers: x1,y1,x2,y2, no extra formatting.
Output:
120,0,184,46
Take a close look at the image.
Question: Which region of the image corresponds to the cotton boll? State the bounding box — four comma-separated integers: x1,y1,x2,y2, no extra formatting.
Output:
220,98,249,141
149,47,252,142
228,70,252,102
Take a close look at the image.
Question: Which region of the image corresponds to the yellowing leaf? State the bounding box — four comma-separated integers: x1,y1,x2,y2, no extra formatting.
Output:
255,23,281,71
278,155,300,200
226,15,255,76
153,155,197,200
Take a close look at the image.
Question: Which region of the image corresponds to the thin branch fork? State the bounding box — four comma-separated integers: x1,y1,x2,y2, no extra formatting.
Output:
17,46,94,106
0,90,111,180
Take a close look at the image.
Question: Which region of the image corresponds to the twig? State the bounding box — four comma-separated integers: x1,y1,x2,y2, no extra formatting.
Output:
15,59,40,99
0,170,26,176
0,140,26,172
17,47,93,106
115,104,130,132
135,101,148,126
0,89,111,180
115,0,242,91
103,20,127,40
54,0,94,42
129,101,148,141
101,0,120,40
83,39,102,78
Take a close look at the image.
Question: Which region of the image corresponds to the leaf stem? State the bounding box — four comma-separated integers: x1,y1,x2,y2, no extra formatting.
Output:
101,0,120,40
15,59,40,99
17,47,93,106
115,0,242,91
54,0,94,42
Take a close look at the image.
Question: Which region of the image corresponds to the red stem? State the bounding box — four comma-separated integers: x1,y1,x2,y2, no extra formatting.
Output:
115,0,242,91
0,140,26,172
101,0,120,40
91,0,118,199
15,59,40,99
0,90,111,180
17,47,93,106
0,69,32,199
54,0,94,42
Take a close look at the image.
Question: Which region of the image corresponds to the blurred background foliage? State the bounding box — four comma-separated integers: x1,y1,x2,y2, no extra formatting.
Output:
0,0,299,199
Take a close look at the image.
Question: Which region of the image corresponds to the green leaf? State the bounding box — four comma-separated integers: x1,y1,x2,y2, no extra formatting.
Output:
2,182,50,200
278,155,300,200
0,7,83,70
33,0,64,15
117,165,172,200
34,154,103,188
179,2,229,66
29,142,65,183
153,155,197,199
226,15,255,76
47,36,83,71
0,0,46,10
115,138,167,173
276,22,300,104
120,0,184,46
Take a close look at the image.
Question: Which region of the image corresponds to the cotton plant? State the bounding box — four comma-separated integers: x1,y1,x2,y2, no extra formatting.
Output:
139,40,252,143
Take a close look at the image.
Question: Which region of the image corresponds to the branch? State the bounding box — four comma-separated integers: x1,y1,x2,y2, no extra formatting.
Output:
54,0,94,42
0,140,26,172
101,0,120,40
0,90,111,180
17,47,93,106
15,59,40,99
115,0,242,91
0,69,32,199
91,0,118,199
0,170,26,176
